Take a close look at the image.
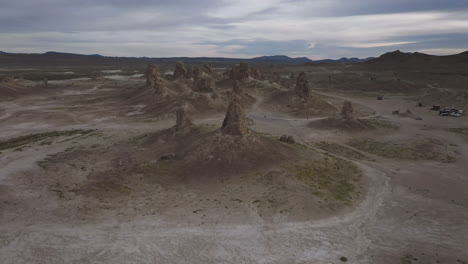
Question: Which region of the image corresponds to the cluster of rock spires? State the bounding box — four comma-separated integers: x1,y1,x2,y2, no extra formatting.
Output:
173,98,249,136
228,62,263,81
295,72,311,98
341,101,354,120
146,64,166,95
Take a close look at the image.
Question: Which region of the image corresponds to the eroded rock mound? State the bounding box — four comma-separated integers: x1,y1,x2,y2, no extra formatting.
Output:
146,64,166,95
0,75,13,83
295,72,311,98
229,62,250,81
175,104,193,131
221,100,249,135
173,62,189,80
341,101,354,120
193,73,215,93
232,80,242,95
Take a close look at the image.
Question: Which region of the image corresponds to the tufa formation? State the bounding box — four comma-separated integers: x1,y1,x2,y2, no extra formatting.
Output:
146,64,166,95
173,62,189,80
295,72,311,98
175,104,193,131
193,72,215,93
232,80,242,95
221,99,249,136
341,101,354,120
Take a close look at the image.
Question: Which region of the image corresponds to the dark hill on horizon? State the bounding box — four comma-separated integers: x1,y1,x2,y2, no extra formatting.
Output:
365,50,468,69
0,51,373,67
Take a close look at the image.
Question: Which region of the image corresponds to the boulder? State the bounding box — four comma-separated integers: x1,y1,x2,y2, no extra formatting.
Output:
221,99,249,136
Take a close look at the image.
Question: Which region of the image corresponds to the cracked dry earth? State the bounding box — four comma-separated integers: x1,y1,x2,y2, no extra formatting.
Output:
0,78,467,264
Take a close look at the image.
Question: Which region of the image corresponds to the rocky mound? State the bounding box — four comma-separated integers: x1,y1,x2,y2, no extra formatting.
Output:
419,89,468,109
221,99,249,136
146,64,167,95
295,72,311,98
175,104,193,132
341,101,354,119
263,90,337,117
193,72,215,93
173,62,189,80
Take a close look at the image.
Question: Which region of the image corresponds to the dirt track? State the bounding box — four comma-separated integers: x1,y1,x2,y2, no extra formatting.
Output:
1,78,467,264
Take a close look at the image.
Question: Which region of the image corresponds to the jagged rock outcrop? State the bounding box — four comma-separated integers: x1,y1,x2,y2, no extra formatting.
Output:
295,72,311,98
146,64,166,95
175,104,193,131
173,62,189,79
232,80,242,95
229,62,250,81
221,99,249,136
193,72,215,93
341,101,354,120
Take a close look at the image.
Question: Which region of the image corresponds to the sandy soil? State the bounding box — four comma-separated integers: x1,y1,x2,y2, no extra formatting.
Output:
0,74,467,264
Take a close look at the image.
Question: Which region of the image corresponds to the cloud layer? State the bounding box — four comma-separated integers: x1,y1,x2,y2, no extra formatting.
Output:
1,0,467,58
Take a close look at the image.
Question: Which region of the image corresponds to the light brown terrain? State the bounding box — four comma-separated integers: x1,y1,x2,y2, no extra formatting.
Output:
0,55,467,264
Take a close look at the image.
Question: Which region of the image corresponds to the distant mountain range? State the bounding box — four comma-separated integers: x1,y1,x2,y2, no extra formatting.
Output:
0,50,466,67
0,51,374,66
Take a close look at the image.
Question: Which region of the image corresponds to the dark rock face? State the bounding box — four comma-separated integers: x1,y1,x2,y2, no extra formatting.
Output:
295,72,311,98
43,78,48,88
146,64,166,95
173,62,189,79
341,101,354,119
175,104,193,131
221,100,249,136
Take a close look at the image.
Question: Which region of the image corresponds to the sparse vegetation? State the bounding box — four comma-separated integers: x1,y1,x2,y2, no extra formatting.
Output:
290,155,361,204
314,141,373,161
348,138,455,163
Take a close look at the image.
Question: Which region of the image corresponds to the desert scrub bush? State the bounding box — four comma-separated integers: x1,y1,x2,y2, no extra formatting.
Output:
290,155,361,204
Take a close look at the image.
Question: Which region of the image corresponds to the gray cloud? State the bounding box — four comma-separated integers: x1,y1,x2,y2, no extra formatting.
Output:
0,0,467,58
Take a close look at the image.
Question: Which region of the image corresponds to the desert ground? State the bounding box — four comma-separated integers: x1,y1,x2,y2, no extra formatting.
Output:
1,56,467,264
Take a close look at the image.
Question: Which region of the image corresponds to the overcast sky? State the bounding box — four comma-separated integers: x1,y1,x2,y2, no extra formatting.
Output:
1,0,468,59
